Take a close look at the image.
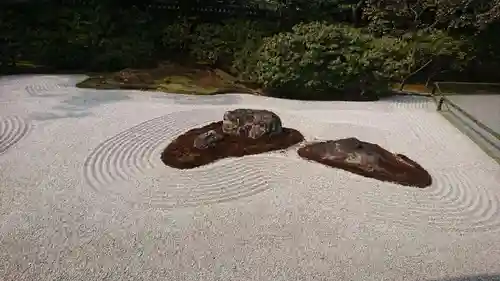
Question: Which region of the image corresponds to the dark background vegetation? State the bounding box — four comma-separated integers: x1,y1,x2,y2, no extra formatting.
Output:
1,0,500,99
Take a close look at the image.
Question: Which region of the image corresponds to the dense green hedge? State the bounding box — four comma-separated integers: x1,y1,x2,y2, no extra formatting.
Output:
252,22,384,99
248,22,468,99
188,20,276,70
0,1,497,100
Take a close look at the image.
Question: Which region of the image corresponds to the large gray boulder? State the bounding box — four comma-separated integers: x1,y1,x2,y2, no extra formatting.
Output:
222,109,283,139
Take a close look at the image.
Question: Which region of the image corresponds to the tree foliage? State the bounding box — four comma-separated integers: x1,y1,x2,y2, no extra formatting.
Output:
253,22,391,100
188,20,274,69
1,0,500,98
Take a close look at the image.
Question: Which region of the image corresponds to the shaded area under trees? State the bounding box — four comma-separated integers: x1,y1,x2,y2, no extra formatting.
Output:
1,0,499,99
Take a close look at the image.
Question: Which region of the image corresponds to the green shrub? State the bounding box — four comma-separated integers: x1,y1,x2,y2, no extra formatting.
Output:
188,20,275,70
253,22,391,100
367,30,470,84
403,30,470,77
161,19,193,56
364,36,413,82
231,37,265,81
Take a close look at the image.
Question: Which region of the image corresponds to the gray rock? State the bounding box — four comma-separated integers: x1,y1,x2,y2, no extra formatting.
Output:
193,130,224,150
222,109,283,139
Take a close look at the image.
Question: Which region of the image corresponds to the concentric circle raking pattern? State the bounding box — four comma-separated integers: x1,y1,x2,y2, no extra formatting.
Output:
132,155,274,209
363,167,500,233
82,108,279,208
0,116,30,154
83,109,222,189
289,109,500,233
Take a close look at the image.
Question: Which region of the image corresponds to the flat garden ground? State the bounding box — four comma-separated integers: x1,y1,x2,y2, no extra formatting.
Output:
1,75,499,281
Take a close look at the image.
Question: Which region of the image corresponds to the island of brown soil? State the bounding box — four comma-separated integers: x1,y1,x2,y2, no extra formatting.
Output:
161,121,304,169
298,137,432,188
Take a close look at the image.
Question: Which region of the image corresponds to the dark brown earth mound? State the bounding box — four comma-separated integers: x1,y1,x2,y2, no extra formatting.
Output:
161,121,304,169
298,137,432,188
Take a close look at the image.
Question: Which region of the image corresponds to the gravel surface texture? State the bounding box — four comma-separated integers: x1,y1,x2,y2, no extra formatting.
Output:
440,94,500,162
446,94,500,134
1,75,500,281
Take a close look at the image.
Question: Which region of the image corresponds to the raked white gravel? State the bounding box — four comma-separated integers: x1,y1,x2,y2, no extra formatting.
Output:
1,74,500,281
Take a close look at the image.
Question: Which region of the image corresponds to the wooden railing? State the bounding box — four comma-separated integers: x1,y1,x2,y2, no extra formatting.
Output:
432,81,500,142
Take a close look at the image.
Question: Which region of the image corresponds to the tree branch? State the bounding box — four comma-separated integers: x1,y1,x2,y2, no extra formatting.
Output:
399,58,434,90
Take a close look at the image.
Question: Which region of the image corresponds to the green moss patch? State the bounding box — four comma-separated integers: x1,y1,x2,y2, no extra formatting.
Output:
76,62,260,95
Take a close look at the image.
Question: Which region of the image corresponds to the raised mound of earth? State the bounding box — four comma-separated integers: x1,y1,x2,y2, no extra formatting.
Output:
298,137,432,188
161,109,304,169
76,62,260,95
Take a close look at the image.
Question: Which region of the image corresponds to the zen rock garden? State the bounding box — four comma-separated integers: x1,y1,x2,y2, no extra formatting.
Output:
161,109,433,188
